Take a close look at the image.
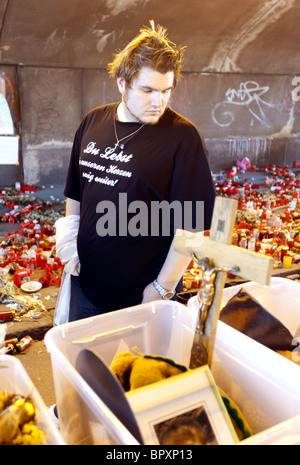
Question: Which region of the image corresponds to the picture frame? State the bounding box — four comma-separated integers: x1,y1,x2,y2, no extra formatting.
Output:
126,365,239,445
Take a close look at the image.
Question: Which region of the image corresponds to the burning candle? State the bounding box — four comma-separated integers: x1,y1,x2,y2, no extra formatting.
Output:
283,255,292,268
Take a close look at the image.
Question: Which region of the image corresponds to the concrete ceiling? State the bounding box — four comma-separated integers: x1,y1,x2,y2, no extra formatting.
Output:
0,0,299,74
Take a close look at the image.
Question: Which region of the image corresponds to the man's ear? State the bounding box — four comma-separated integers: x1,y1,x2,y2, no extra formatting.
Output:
116,76,126,94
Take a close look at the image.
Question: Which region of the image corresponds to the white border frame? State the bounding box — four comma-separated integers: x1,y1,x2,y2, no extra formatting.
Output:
127,365,238,445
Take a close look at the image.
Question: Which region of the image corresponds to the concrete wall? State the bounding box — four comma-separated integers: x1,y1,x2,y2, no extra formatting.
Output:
0,0,300,185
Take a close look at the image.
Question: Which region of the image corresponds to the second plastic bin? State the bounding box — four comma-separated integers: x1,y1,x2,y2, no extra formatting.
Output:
0,355,64,445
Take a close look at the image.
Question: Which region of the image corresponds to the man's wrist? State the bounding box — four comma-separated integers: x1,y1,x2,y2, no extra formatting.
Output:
153,279,176,300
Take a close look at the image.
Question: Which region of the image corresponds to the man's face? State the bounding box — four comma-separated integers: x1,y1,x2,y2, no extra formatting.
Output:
117,67,174,125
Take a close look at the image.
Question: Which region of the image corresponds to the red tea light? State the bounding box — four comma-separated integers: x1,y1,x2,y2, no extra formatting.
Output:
39,275,50,288
36,253,47,268
284,210,291,221
280,246,290,260
6,248,16,259
13,268,32,287
20,219,30,230
22,184,35,193
50,274,62,287
54,256,61,266
0,259,9,268
0,310,15,321
21,207,32,215
33,203,43,210
29,258,37,269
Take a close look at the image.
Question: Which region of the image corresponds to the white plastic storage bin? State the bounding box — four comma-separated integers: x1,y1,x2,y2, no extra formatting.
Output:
221,277,300,335
0,355,64,445
45,294,300,446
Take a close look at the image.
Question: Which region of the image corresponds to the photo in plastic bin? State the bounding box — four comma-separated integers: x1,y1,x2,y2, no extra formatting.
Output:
153,405,217,445
126,365,238,445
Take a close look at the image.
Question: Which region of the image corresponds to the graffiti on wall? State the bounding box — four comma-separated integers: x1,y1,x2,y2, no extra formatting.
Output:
211,80,280,128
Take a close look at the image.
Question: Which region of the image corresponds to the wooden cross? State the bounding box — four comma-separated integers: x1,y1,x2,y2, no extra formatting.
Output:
174,196,273,368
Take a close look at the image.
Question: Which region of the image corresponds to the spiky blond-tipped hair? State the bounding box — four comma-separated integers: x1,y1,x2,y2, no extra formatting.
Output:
107,21,185,88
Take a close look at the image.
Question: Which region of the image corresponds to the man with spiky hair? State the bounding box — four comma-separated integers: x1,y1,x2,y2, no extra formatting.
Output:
56,22,215,323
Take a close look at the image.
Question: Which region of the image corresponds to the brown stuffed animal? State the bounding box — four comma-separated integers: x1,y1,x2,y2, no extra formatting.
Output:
110,351,187,391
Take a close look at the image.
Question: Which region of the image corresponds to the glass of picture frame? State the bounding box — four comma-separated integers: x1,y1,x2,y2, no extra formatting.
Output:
126,365,239,446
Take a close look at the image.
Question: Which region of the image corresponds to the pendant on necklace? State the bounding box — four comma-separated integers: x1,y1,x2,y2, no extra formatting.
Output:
114,141,125,150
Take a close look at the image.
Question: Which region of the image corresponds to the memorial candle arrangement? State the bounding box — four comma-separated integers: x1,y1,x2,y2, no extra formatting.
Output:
184,165,300,290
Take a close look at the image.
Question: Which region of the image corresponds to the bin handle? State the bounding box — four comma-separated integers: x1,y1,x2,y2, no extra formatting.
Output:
72,324,145,344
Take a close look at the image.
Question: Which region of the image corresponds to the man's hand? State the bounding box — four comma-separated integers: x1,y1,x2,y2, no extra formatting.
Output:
141,236,191,304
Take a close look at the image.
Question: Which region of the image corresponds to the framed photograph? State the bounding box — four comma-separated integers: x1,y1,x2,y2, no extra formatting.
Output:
126,365,238,445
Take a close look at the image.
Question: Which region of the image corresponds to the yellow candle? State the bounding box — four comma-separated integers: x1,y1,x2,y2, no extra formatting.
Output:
283,255,292,268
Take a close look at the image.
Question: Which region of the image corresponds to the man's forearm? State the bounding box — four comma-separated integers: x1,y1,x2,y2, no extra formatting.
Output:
156,237,190,291
66,197,80,216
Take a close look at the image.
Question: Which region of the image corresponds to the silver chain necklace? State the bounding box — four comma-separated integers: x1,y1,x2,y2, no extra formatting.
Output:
113,113,145,150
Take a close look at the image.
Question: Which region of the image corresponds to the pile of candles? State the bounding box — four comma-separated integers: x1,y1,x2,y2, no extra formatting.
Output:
217,166,300,265
0,183,64,291
1,184,39,225
216,166,300,264
0,183,63,226
183,165,300,290
232,213,299,268
0,245,63,289
1,167,300,295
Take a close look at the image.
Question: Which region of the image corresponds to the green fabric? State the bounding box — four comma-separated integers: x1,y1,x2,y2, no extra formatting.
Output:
143,355,188,373
221,394,252,440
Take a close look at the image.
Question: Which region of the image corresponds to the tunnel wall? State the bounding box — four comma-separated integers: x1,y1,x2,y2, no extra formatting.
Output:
0,0,299,185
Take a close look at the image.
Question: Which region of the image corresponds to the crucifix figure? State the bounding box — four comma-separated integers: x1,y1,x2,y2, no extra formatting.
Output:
174,196,273,369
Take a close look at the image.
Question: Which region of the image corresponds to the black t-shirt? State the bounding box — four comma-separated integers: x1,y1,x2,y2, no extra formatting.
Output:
64,102,216,311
